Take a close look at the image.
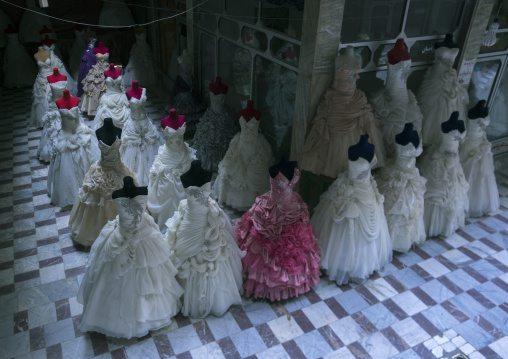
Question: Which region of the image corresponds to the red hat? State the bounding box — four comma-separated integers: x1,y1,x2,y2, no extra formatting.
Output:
39,25,53,35
209,77,228,95
387,39,410,65
5,24,17,34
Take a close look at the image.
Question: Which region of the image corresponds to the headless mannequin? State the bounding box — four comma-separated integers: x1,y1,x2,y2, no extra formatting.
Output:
209,77,228,95
269,155,297,181
161,109,185,130
387,38,410,65
125,80,143,100
435,33,459,49
94,42,109,55
395,123,420,148
348,134,375,162
95,118,122,146
56,90,79,109
112,176,147,199
468,100,489,119
40,35,55,48
34,46,50,62
47,68,66,83
441,111,465,134
180,160,212,188
104,63,121,79
239,100,261,122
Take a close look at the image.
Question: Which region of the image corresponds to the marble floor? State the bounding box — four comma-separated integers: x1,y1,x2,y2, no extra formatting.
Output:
1,86,508,359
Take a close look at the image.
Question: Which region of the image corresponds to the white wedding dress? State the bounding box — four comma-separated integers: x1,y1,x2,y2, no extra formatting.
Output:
18,0,54,44
418,47,469,147
212,116,273,211
29,58,52,128
147,124,196,230
460,115,499,217
419,130,469,237
78,195,184,339
122,31,157,88
37,80,67,162
311,155,393,285
370,59,423,157
47,107,100,208
120,88,163,186
3,33,37,88
165,182,244,318
92,75,130,129
68,28,86,81
69,137,137,247
81,53,109,116
43,44,77,96
376,143,427,253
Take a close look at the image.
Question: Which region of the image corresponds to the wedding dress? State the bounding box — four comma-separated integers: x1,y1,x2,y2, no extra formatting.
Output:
3,33,37,88
147,124,196,230
81,53,109,116
92,75,130,129
78,195,183,338
77,38,97,98
311,155,392,285
18,0,53,44
235,168,321,301
37,80,67,162
212,116,273,211
165,182,244,318
418,47,469,147
29,58,52,128
376,142,427,253
43,44,77,96
47,107,100,207
119,88,163,186
69,138,137,247
122,31,157,88
420,130,469,237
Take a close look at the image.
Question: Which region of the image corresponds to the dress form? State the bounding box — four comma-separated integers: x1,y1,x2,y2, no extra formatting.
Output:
41,36,77,95
122,27,157,87
180,160,212,188
96,118,122,145
56,90,79,109
29,47,52,127
94,42,109,55
161,109,185,130
104,63,121,79
301,46,385,177
348,134,375,162
47,68,66,83
77,37,97,97
81,44,109,115
239,100,261,121
34,46,50,62
39,25,54,40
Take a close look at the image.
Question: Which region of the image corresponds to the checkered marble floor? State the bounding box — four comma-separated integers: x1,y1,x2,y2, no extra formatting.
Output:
1,86,508,359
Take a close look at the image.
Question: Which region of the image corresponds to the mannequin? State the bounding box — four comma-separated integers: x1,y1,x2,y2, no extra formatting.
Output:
122,27,157,87
56,90,79,109
40,33,77,95
81,42,109,115
161,109,185,130
29,46,52,127
40,34,55,48
239,100,261,122
209,76,228,94
39,25,53,40
77,36,97,97
104,63,121,79
395,122,420,148
47,68,66,83
268,154,297,180
33,46,50,62
126,80,143,100
2,24,37,88
348,134,375,162
18,0,54,44
164,160,244,318
442,111,466,134
435,33,459,49
96,118,122,146
112,176,147,199
94,41,109,55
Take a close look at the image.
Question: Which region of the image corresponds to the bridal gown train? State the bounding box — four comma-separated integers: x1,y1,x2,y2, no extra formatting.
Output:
165,182,244,318
69,137,137,247
78,195,184,339
311,156,392,285
43,44,77,95
122,31,157,88
92,75,130,129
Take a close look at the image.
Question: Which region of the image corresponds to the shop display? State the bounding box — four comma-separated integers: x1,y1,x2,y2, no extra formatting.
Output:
165,50,205,134
91,63,130,129
212,101,273,211
37,69,67,162
235,156,321,301
77,176,183,339
68,25,86,81
40,27,63,60
376,123,427,253
419,111,469,237
81,42,109,116
301,46,385,178
122,27,157,88
165,160,244,318
2,25,37,88
18,0,53,43
147,110,196,230
418,34,469,147
47,90,100,207
311,135,392,285
370,39,423,157
191,77,238,172
460,100,500,217
120,81,163,186
77,36,97,97
98,0,135,27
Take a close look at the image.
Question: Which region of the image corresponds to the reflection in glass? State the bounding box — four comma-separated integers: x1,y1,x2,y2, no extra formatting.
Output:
225,0,258,24
468,60,501,109
480,32,508,54
219,17,240,41
405,0,465,37
487,66,508,141
241,27,268,51
486,0,508,29
253,55,297,157
261,3,303,40
339,46,371,69
409,40,436,63
200,33,216,104
340,0,405,43
270,38,299,67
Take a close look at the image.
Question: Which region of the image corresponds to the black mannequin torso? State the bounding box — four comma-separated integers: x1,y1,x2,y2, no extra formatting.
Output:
434,33,459,49
468,100,489,119
180,160,212,188
269,155,297,181
395,123,420,148
95,118,122,145
112,176,147,199
441,111,465,134
348,134,375,162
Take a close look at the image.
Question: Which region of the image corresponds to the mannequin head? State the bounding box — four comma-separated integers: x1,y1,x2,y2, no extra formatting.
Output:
104,63,121,79
435,33,459,49
209,77,228,95
468,100,489,119
239,100,261,122
395,123,420,148
269,155,298,181
47,68,67,83
348,134,375,162
161,109,186,130
180,160,212,188
441,111,465,133
94,41,109,54
388,39,410,65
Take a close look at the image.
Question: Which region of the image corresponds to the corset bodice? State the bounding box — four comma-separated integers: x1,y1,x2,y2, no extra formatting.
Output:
99,137,122,169
209,92,226,113
434,47,459,70
184,183,211,214
105,76,123,94
37,58,52,76
268,168,300,203
348,155,377,185
394,142,422,169
49,81,67,101
128,88,148,119
58,107,80,132
113,195,147,232
163,124,186,151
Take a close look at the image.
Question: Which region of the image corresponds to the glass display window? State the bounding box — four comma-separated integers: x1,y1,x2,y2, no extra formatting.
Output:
261,2,303,40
